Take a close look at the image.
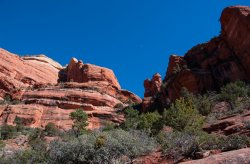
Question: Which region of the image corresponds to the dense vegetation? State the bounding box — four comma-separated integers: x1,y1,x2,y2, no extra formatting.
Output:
0,81,250,163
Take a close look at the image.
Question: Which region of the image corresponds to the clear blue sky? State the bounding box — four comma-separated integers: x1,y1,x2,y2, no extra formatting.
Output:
1,0,249,97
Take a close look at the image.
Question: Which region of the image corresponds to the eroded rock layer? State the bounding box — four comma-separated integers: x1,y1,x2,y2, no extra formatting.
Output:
0,49,141,130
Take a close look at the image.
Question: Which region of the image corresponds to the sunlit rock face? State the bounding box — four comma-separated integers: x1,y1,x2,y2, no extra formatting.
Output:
0,48,141,130
143,6,250,111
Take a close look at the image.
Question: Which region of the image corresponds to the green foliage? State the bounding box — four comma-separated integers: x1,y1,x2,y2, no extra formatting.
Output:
48,129,157,163
164,98,204,131
28,128,43,142
70,108,89,136
44,122,59,137
122,107,140,130
95,135,107,149
1,149,48,164
194,94,214,116
181,87,216,116
114,103,124,109
0,95,21,105
122,108,164,135
102,121,116,131
160,130,220,161
137,112,164,135
218,135,250,151
0,140,5,149
243,120,250,129
0,125,18,140
219,81,250,108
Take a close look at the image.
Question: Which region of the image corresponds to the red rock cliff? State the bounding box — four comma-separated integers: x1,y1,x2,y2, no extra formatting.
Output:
0,49,141,130
143,6,250,110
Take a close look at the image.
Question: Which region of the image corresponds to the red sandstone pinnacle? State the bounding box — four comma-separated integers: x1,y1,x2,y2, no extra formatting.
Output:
144,73,162,98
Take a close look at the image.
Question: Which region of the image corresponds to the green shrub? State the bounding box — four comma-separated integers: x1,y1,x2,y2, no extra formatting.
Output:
137,112,164,135
181,87,216,116
102,121,116,131
114,103,124,109
95,135,106,149
219,81,250,108
160,130,220,161
164,98,204,131
0,125,18,140
29,138,47,152
70,109,89,136
1,149,48,164
121,107,140,130
0,95,22,105
243,120,250,129
122,108,164,135
48,129,157,163
28,128,43,142
195,94,214,116
0,140,5,149
44,122,59,137
218,135,250,151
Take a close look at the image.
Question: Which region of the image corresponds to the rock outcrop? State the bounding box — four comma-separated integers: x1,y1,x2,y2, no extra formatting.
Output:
0,49,61,99
203,109,250,136
66,58,121,89
0,49,141,130
142,73,162,111
181,148,250,164
143,6,250,110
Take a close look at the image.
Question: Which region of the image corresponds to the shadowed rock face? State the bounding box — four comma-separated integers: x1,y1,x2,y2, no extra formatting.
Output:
0,49,141,130
143,6,250,110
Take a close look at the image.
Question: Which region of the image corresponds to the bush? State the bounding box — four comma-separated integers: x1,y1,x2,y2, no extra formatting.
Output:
121,107,140,130
48,129,157,163
121,108,164,135
70,109,89,136
0,140,5,149
243,120,250,129
164,98,204,132
114,103,124,109
219,81,250,109
102,121,116,131
0,125,18,140
181,87,216,116
218,135,250,151
0,149,48,164
44,122,59,137
195,94,214,116
160,130,220,161
137,112,164,135
28,128,43,142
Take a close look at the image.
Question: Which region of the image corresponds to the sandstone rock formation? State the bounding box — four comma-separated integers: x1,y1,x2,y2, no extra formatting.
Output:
143,6,250,110
203,110,250,136
181,148,250,164
0,49,61,99
0,49,141,130
66,58,121,89
142,73,162,111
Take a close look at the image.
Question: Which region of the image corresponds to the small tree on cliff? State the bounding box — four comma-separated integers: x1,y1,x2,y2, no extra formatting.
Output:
70,109,88,136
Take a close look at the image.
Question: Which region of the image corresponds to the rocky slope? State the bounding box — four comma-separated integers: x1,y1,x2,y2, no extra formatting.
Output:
181,148,250,164
0,49,141,130
143,6,250,111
